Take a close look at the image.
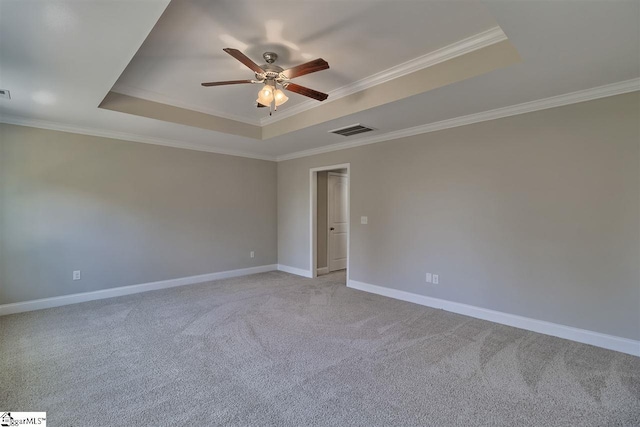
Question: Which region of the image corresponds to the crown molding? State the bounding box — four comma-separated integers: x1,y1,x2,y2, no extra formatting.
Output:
276,78,640,161
108,27,507,129
261,26,508,126
0,115,276,161
2,78,637,163
110,84,262,126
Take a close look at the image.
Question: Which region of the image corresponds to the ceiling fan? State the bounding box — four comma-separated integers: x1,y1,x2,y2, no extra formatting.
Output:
201,48,329,115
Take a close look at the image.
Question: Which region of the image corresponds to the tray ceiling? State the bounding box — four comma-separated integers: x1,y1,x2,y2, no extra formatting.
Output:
111,0,500,125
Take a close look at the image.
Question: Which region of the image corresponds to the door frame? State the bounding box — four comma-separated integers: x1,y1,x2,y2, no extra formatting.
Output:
326,172,348,273
310,163,350,280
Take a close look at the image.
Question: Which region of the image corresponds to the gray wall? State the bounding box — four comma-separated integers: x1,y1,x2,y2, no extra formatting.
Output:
278,93,640,340
0,124,277,304
2,93,638,341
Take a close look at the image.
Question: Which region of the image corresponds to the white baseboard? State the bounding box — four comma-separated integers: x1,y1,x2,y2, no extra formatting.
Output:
348,279,640,357
316,267,329,275
277,264,313,278
0,264,278,316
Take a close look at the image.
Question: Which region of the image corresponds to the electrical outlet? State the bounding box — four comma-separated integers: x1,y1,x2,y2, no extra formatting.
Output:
425,273,432,283
432,274,439,285
73,270,81,281
250,251,255,258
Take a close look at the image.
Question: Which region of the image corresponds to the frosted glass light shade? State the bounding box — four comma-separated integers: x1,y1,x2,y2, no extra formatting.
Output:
274,89,288,106
257,85,274,105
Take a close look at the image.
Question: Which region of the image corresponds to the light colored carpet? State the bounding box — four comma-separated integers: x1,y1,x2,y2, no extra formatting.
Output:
1,271,638,426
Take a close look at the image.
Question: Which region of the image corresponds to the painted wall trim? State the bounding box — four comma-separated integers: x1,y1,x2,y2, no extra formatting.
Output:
276,78,640,161
317,267,329,276
0,115,276,161
261,26,507,125
347,279,640,357
0,264,278,316
277,264,313,278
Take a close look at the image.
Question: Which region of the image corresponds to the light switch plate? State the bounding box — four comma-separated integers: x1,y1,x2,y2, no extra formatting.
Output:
361,216,368,224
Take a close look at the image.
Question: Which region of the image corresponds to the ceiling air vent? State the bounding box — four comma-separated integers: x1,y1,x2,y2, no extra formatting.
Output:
0,89,10,100
329,123,375,137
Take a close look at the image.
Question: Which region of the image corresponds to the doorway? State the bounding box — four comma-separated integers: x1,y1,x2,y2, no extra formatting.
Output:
310,163,350,282
327,172,348,272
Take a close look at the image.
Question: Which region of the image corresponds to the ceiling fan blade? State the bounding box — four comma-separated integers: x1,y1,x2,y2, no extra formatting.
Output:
201,79,254,87
257,103,267,108
284,83,329,101
223,48,265,74
282,58,329,79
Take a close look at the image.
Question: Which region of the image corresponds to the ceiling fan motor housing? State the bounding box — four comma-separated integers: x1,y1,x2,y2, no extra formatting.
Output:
263,52,278,64
258,52,286,82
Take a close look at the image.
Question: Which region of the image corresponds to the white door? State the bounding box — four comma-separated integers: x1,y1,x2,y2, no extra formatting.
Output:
327,173,348,272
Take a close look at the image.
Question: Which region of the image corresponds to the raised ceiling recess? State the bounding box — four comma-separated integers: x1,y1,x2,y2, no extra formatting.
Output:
100,0,520,140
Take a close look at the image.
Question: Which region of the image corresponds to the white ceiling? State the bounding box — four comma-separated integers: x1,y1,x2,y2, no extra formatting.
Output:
1,0,638,161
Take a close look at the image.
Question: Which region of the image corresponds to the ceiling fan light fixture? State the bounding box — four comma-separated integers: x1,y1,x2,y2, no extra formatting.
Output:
203,49,330,113
257,84,274,105
274,89,288,106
